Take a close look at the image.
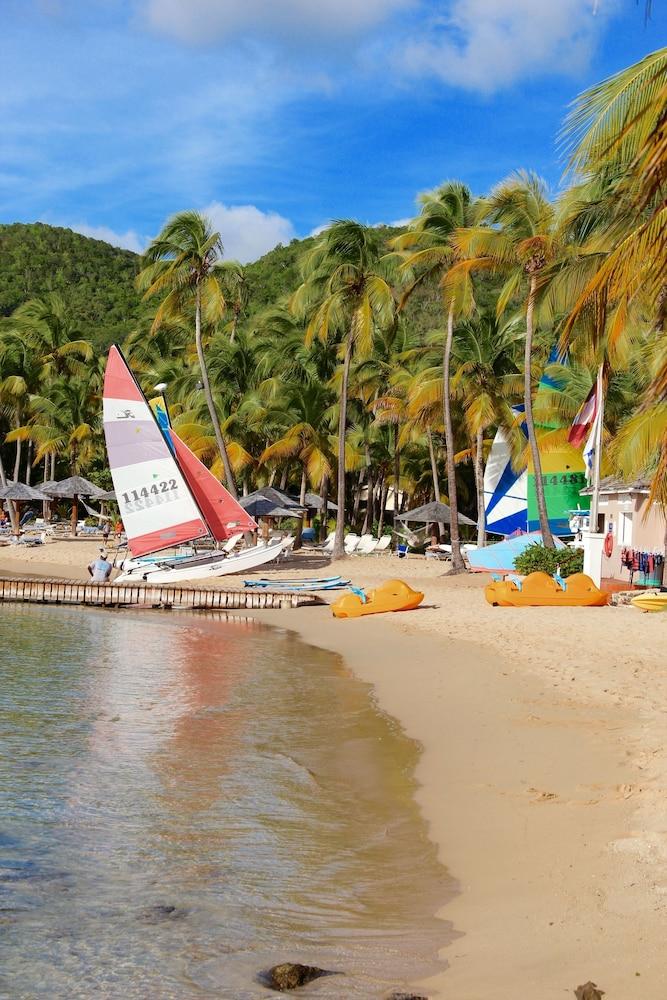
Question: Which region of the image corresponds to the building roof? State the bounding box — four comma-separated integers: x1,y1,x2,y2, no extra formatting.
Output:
580,476,651,497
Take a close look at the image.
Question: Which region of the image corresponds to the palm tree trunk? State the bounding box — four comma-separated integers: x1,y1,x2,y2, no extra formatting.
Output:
352,467,365,530
50,452,56,480
319,474,329,542
0,450,7,489
194,285,238,498
444,303,464,571
428,427,441,502
525,276,554,547
332,336,353,559
393,423,401,521
474,427,486,547
361,444,373,534
294,466,307,550
377,480,388,538
428,427,445,543
25,440,32,485
279,465,288,491
13,425,22,483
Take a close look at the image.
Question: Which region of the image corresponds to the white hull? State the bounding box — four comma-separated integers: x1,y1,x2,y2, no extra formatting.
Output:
115,540,285,584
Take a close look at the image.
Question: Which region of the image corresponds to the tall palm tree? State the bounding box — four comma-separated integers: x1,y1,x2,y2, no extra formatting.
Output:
448,172,559,547
394,181,476,571
137,211,238,497
451,316,524,545
218,261,249,342
290,221,395,559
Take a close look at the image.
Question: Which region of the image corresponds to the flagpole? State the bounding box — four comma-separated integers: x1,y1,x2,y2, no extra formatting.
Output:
588,364,604,533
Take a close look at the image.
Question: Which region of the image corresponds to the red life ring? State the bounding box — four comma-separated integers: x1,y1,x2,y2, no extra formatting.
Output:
604,532,614,558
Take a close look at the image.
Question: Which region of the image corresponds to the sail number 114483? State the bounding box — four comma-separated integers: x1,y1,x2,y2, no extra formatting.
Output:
122,479,178,504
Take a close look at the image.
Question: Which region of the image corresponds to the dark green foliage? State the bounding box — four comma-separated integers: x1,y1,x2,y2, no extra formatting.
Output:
513,544,584,576
0,223,148,348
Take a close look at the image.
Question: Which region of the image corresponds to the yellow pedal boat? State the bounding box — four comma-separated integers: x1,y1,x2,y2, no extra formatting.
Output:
331,579,424,619
630,593,667,613
485,571,609,608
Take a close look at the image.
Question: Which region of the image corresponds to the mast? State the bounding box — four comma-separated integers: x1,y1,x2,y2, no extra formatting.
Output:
588,364,605,534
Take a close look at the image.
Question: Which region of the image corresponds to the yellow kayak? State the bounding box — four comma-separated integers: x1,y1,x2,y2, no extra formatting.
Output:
331,579,424,619
630,593,667,613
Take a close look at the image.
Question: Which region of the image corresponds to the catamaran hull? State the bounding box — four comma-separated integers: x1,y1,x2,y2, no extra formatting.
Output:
115,540,285,584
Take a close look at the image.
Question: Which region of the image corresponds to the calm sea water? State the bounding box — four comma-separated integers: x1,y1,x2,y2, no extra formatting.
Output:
0,605,449,999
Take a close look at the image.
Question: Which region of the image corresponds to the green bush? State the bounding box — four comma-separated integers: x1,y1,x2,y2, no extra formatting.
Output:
513,544,583,577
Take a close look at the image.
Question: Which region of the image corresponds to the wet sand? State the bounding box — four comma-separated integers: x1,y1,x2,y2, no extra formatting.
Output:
1,541,666,997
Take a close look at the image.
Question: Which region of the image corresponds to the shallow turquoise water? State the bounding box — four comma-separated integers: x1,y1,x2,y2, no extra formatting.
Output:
0,604,449,998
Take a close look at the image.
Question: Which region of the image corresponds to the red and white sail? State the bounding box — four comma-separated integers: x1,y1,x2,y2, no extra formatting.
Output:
103,346,208,557
170,431,257,539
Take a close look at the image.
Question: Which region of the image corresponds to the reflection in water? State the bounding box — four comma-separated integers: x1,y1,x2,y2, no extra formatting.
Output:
0,605,450,998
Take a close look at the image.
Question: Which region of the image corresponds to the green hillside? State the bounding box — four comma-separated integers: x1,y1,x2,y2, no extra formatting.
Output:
0,221,458,349
0,223,145,347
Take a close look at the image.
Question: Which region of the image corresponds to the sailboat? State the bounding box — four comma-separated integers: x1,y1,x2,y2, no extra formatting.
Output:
103,345,285,583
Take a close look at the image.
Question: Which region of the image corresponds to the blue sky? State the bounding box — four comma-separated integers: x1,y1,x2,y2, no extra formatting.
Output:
2,1,665,261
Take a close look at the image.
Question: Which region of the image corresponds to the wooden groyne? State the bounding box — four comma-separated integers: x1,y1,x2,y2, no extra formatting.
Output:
0,577,323,611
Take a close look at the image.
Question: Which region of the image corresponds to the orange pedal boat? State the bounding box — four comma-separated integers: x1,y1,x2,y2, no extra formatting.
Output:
331,579,424,618
485,571,609,608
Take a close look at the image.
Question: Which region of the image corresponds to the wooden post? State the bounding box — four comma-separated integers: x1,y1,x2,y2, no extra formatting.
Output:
70,494,78,537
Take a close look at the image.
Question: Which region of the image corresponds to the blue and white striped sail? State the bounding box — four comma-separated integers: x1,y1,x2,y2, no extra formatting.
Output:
483,406,528,536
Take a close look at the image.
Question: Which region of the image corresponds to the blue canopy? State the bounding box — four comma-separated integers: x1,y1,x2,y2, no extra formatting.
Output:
467,531,567,573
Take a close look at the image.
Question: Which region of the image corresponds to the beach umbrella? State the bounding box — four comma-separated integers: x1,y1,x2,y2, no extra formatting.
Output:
299,492,338,512
0,482,49,534
397,500,476,527
43,476,106,537
466,531,566,574
239,489,306,540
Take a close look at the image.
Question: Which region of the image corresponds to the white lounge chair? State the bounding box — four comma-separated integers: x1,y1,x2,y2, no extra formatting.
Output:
344,533,361,554
373,535,392,555
278,535,296,560
355,534,379,555
222,532,244,554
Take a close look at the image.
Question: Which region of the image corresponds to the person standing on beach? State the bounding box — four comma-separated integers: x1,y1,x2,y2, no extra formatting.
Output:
88,550,112,583
102,521,110,544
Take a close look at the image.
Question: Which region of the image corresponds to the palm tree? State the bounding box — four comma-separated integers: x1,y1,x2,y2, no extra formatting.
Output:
137,210,239,497
218,261,249,342
395,181,476,571
451,315,524,545
260,381,333,547
448,172,559,547
290,221,395,559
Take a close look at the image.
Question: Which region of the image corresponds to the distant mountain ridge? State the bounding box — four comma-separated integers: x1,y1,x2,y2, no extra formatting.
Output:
0,221,449,350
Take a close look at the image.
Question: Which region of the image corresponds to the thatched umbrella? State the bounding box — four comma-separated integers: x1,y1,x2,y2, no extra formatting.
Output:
44,476,106,537
239,489,306,540
398,500,476,547
397,500,475,526
0,482,49,534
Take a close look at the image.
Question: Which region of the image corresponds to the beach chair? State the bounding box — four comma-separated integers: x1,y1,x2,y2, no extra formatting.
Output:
354,534,379,555
344,533,361,554
222,532,243,554
373,535,392,556
278,535,296,561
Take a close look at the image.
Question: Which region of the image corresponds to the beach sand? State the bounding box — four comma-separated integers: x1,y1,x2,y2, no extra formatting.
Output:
1,540,665,997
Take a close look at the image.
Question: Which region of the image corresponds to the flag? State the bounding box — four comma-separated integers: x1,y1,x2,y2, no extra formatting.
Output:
568,380,600,448
583,402,601,483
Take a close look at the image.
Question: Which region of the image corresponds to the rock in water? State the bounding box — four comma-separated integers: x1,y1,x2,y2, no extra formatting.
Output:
264,963,332,991
387,993,429,999
575,983,605,1000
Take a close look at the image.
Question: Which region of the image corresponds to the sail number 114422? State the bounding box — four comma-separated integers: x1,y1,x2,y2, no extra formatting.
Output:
122,479,178,504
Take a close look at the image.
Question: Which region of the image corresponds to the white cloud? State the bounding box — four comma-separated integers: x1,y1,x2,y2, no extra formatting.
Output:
201,202,296,263
65,222,146,254
143,0,413,45
398,0,611,92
